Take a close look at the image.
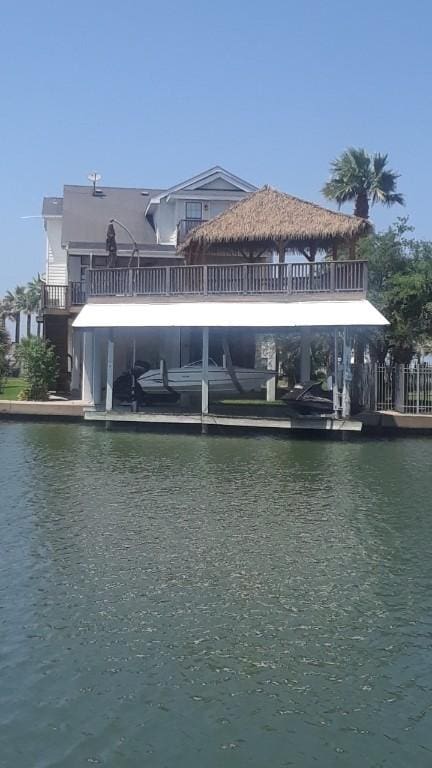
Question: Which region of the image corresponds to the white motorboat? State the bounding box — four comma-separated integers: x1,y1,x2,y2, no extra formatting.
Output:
137,359,275,395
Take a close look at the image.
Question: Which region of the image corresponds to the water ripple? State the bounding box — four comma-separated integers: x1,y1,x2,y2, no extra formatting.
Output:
0,423,431,766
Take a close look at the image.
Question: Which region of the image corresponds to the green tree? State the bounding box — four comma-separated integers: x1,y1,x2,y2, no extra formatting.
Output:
15,337,58,400
0,325,9,392
21,276,43,337
322,147,404,219
4,285,26,344
358,219,432,363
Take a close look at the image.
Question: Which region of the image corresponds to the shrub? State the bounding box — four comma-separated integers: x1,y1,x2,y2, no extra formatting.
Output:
15,337,58,400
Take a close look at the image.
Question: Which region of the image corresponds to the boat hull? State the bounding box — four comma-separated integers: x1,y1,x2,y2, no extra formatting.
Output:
137,365,274,395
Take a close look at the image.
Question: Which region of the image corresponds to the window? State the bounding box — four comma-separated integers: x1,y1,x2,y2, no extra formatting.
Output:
185,201,202,220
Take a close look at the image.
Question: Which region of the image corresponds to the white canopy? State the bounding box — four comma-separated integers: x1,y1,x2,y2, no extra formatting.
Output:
73,300,388,329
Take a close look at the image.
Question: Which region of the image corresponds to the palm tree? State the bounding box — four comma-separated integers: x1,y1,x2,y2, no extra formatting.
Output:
322,147,404,219
4,287,25,345
0,324,9,390
0,298,7,329
22,277,43,337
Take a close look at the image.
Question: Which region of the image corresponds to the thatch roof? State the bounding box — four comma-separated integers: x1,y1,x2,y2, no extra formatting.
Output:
179,186,371,255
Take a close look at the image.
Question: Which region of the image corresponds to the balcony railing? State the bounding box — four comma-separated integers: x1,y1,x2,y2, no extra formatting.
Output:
87,261,367,298
69,282,86,305
42,282,86,310
176,218,206,244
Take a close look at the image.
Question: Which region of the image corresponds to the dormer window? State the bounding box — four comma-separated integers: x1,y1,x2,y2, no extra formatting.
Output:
185,201,203,221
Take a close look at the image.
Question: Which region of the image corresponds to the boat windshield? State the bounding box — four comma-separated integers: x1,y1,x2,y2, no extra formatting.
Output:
183,359,219,368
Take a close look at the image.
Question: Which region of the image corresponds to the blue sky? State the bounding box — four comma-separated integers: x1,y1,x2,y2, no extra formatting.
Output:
1,0,430,293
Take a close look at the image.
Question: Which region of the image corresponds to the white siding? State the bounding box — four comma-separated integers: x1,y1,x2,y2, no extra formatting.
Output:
155,199,177,245
196,179,241,191
45,218,67,284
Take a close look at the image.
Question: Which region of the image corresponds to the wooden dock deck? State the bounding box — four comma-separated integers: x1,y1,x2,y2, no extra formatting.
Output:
83,407,362,432
3,399,432,434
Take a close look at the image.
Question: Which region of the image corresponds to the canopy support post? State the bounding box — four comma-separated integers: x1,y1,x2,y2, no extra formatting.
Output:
300,327,311,382
92,331,102,405
82,331,94,405
333,328,340,417
266,339,277,401
201,326,209,434
106,331,114,412
342,327,351,418
71,329,82,395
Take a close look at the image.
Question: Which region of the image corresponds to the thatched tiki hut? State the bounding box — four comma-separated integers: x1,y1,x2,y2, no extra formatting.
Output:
179,186,371,264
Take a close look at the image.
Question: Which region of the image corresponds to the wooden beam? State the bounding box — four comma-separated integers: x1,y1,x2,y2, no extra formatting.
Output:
275,239,287,263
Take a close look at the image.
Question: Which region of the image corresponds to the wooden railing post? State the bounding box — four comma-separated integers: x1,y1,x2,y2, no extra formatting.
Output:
330,261,336,292
242,264,248,294
128,269,134,296
165,266,170,296
85,269,91,298
363,261,368,293
286,263,292,293
203,264,208,295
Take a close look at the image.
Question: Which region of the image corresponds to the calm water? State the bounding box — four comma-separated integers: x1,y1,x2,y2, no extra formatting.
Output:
1,423,432,767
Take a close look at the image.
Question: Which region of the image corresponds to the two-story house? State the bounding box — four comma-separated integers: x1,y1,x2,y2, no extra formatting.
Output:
42,165,388,429
42,166,257,390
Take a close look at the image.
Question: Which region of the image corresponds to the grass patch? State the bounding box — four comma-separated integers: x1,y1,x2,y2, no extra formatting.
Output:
0,378,26,400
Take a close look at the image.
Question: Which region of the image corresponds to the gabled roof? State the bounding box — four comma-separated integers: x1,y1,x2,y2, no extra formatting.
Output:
147,166,256,207
60,185,163,249
180,186,371,252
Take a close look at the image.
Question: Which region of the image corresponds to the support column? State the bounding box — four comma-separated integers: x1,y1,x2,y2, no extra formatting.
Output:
342,328,352,418
71,329,82,395
93,331,102,406
82,330,94,404
266,339,277,401
333,328,340,417
201,326,209,432
300,327,311,382
106,331,114,412
180,327,191,366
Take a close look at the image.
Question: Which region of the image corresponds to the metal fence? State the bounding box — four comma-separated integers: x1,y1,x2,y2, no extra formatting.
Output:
372,364,432,413
399,364,432,413
375,364,395,411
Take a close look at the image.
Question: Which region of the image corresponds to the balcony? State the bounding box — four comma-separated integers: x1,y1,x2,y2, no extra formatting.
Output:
86,261,367,299
42,282,86,311
176,218,206,244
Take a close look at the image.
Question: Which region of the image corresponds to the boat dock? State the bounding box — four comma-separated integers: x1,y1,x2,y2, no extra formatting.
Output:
2,399,432,434
83,407,362,432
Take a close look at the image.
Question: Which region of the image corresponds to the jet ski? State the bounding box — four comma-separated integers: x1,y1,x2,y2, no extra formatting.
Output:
281,380,333,415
